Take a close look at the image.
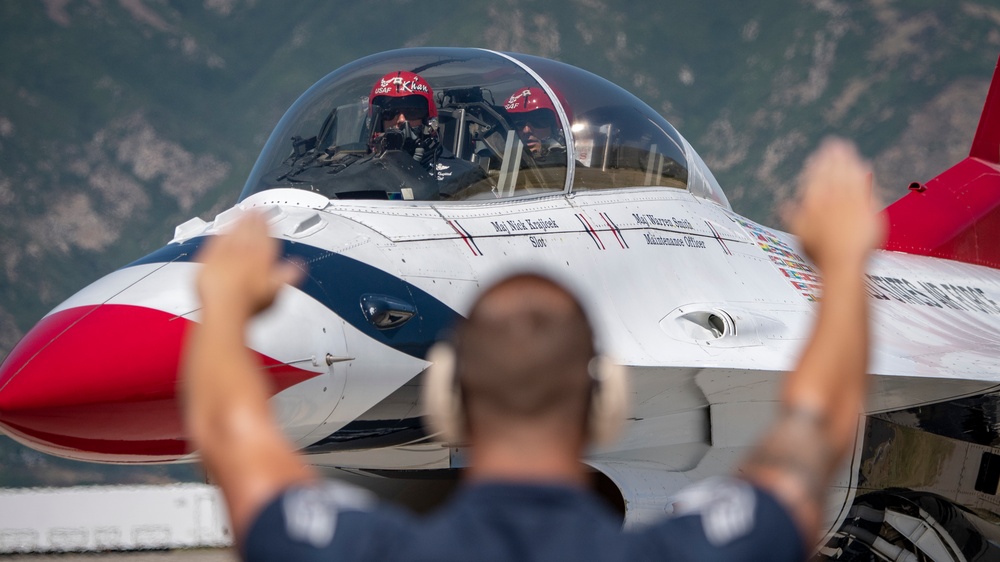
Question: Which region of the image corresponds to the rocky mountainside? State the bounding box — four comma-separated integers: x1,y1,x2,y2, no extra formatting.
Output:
0,0,998,485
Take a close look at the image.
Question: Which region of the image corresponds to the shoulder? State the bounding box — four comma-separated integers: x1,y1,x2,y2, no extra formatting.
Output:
630,477,807,562
242,480,415,562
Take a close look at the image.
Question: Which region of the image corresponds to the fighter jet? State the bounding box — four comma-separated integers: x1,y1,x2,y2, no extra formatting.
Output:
3,48,1000,559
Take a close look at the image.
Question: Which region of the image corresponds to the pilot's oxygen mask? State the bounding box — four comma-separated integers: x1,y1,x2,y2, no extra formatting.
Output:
371,119,440,169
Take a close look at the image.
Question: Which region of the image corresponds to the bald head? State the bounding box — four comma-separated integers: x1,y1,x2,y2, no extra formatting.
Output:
454,274,597,442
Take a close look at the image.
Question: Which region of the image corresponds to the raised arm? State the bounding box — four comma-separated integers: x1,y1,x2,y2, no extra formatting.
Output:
739,139,885,542
182,214,317,543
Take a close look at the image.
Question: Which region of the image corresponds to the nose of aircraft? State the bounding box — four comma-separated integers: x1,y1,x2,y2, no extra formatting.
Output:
0,259,323,463
0,303,191,461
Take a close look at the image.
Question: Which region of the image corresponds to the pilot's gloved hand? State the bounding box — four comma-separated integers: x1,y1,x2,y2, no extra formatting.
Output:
375,129,405,154
413,134,441,167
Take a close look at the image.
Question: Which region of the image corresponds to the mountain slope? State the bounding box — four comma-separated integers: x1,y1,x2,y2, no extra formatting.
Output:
0,0,997,485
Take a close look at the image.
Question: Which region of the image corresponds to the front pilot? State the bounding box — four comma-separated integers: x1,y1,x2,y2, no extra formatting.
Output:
368,70,441,167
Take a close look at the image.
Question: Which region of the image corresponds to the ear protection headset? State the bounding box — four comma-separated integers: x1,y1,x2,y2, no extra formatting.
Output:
422,342,630,447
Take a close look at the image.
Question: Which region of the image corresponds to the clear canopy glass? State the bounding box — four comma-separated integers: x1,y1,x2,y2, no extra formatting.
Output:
240,47,730,209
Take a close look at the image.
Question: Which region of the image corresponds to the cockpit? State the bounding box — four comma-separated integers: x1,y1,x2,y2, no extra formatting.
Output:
240,47,730,209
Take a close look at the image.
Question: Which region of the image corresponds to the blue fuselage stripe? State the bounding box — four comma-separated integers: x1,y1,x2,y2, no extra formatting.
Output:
128,237,462,358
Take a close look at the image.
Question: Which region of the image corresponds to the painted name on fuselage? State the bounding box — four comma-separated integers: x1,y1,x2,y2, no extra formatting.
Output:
633,214,694,229
491,217,559,234
865,275,1000,315
631,213,703,248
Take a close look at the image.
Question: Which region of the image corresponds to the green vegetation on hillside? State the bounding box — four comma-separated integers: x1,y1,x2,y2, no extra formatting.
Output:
0,0,998,486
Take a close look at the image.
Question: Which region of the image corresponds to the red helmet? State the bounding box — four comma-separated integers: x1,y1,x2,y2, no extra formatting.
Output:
369,70,437,119
504,86,571,126
504,87,557,115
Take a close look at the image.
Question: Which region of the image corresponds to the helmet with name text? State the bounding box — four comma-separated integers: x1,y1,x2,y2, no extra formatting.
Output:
369,70,438,120
503,86,570,128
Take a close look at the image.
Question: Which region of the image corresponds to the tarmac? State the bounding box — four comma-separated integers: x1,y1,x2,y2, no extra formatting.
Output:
3,549,236,561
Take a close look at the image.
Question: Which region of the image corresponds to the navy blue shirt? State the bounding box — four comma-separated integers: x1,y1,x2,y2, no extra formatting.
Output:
244,477,805,561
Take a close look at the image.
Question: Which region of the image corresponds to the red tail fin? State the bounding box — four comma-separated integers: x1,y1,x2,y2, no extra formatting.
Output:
883,55,1000,268
971,55,1000,165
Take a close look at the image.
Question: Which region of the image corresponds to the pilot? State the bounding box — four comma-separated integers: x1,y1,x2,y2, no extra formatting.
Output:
184,140,882,562
368,70,441,168
368,70,486,198
504,86,567,160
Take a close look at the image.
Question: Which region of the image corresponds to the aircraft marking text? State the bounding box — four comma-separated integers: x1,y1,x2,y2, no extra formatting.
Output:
865,275,1000,315
639,233,707,249
490,217,560,233
643,233,685,247
632,214,694,230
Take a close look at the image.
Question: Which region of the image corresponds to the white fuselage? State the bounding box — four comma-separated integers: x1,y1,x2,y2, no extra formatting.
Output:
18,185,1000,533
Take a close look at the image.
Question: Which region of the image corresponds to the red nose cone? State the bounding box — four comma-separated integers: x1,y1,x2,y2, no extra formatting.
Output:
0,304,319,462
0,305,190,460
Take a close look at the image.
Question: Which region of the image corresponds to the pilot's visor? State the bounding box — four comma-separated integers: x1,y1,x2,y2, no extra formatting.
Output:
382,107,428,121
512,110,556,130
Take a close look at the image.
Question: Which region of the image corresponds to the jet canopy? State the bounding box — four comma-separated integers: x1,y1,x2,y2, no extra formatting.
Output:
240,47,729,209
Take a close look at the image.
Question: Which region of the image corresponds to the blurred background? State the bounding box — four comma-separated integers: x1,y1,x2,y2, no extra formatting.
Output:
1,0,998,486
